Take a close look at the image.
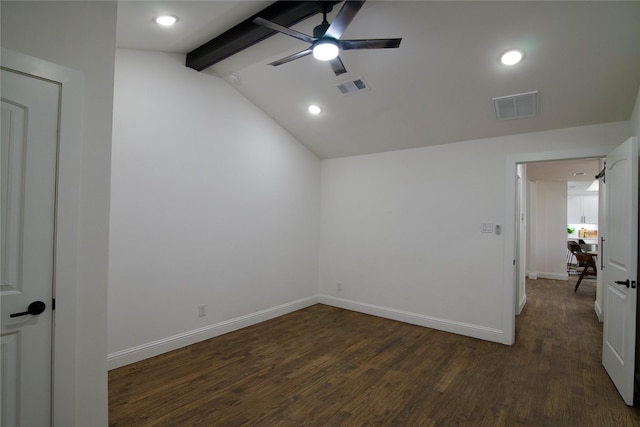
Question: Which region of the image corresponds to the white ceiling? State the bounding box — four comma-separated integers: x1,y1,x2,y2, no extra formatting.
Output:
116,1,640,159
526,159,602,196
526,159,601,183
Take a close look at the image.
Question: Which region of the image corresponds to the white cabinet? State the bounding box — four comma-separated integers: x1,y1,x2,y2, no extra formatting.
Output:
567,195,582,224
582,195,598,224
568,194,598,224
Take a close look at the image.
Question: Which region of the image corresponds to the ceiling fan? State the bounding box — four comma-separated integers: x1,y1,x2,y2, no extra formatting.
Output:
253,0,402,76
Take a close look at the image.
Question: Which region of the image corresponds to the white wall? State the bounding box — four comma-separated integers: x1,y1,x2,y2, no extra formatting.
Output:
108,49,321,366
595,157,607,320
632,85,640,137
516,164,527,313
1,2,116,425
533,181,568,280
319,121,629,343
526,180,538,279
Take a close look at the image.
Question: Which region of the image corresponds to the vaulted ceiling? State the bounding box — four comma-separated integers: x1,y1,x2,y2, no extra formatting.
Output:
116,1,640,159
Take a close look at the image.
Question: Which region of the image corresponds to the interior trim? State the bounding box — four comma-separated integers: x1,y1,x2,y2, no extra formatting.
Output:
108,292,508,369
107,296,319,369
595,300,603,322
1,47,84,427
318,295,504,344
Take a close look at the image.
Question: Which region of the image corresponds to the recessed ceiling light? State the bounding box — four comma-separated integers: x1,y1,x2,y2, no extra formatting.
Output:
500,49,524,66
308,105,322,115
154,15,178,26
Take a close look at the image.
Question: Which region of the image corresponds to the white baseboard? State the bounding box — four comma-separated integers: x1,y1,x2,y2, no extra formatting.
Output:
528,273,537,280
107,296,319,370
594,300,603,322
109,294,511,369
537,272,569,281
517,294,527,315
317,295,504,344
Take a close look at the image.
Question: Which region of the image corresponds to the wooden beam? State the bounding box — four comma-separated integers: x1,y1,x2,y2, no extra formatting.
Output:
186,1,342,72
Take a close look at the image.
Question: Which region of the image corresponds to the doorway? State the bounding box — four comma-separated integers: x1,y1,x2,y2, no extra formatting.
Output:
502,146,609,346
505,136,639,409
1,48,85,426
521,158,603,316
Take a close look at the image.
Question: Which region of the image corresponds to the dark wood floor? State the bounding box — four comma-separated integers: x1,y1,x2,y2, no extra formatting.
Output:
109,278,640,426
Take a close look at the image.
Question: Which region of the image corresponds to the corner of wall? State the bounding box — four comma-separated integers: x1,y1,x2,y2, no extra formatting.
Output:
632,84,640,137
594,300,603,322
317,294,505,344
517,294,527,315
108,296,320,369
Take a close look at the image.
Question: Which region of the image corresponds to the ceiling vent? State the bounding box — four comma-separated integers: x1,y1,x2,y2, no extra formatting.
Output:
493,91,538,120
336,77,369,96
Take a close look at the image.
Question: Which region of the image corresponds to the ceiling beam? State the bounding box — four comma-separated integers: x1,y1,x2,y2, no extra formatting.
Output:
186,0,342,72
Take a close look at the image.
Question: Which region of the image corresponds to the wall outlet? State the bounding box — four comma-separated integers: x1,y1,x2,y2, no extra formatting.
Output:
337,282,343,292
198,304,206,317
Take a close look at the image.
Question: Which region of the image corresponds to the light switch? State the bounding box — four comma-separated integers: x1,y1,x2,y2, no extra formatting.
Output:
481,223,494,233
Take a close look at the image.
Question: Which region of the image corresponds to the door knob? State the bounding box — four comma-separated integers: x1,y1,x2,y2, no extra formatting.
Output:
9,301,46,318
614,280,630,288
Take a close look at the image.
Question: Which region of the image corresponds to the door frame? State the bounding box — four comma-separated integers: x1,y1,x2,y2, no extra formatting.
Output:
2,48,83,426
503,146,614,344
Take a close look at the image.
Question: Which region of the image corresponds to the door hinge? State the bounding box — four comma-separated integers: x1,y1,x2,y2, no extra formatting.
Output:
595,161,606,183
52,298,56,310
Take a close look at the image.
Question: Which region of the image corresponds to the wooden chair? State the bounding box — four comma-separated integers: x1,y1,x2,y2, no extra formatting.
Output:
567,241,583,274
573,252,597,292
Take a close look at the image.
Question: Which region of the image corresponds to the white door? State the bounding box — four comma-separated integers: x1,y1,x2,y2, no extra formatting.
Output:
1,69,59,426
602,136,638,406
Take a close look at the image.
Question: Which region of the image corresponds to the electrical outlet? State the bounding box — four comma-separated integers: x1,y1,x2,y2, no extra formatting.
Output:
337,282,343,292
198,304,206,317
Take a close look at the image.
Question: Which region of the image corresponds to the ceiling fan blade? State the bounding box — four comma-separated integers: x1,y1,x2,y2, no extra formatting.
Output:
268,48,313,66
253,17,315,44
340,38,402,50
329,56,348,76
324,0,366,40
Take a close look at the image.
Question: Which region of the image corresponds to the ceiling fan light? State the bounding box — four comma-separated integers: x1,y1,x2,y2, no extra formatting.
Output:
313,39,339,61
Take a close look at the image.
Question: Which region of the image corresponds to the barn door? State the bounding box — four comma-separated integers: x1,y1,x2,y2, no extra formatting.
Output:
602,136,638,405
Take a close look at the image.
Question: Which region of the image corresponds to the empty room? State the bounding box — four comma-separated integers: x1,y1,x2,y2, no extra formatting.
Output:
2,1,640,425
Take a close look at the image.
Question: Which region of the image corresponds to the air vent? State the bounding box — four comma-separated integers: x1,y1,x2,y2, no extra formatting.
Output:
493,91,538,120
336,77,369,96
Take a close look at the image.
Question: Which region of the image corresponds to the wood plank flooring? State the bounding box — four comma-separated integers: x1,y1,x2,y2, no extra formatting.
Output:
109,278,640,426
